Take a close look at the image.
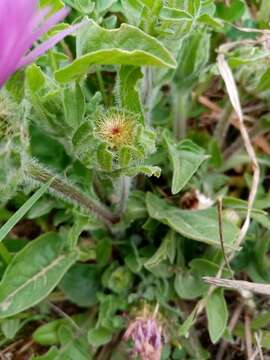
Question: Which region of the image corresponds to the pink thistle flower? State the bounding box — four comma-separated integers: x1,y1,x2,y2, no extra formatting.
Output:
0,0,82,87
124,309,164,360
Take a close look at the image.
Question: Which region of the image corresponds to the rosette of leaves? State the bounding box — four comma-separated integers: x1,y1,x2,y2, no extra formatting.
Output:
72,107,160,177
0,91,25,203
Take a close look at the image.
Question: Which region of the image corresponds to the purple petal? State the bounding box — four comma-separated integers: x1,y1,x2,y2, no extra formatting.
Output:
17,21,84,68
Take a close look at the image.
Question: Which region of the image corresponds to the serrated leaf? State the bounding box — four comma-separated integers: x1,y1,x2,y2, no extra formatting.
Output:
0,233,78,318
146,193,239,249
206,289,228,344
164,131,209,194
55,19,176,83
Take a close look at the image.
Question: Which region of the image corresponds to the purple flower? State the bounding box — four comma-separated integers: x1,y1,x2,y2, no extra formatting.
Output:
0,0,82,87
124,314,163,360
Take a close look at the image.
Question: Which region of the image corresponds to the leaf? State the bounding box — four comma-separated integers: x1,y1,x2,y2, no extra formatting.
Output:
0,233,78,318
215,0,245,21
88,327,113,347
178,306,197,336
164,131,209,194
0,181,52,245
174,272,205,299
206,289,228,344
33,314,86,345
256,68,270,92
144,230,176,269
1,318,21,339
63,83,85,128
55,19,176,83
59,264,101,307
160,6,192,21
117,65,144,123
146,193,239,249
174,29,211,91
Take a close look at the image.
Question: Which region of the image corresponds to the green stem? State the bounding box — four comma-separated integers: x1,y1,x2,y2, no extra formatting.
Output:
173,90,189,140
114,176,131,217
25,159,119,226
96,69,107,105
0,242,12,264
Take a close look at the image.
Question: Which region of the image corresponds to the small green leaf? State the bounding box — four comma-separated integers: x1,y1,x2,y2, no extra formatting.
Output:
0,233,78,318
63,83,85,128
164,131,209,194
215,0,245,21
97,144,113,171
117,66,144,123
88,327,113,347
55,20,176,83
25,65,45,93
206,289,228,344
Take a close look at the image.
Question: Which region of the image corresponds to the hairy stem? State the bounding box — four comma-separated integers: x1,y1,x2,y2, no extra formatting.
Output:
25,159,119,225
114,176,131,217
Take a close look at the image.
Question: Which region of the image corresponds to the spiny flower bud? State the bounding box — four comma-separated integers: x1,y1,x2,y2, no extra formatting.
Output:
95,109,137,148
124,305,164,360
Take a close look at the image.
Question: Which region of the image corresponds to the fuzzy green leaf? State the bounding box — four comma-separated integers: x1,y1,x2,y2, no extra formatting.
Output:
146,193,239,249
206,289,228,344
117,66,144,123
164,131,209,194
0,233,78,318
55,19,176,83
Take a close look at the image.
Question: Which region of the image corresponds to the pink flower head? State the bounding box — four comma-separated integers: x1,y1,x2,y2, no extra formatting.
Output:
0,0,82,87
124,311,164,360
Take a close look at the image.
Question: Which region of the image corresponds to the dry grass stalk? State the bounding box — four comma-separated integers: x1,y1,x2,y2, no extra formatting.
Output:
203,277,270,296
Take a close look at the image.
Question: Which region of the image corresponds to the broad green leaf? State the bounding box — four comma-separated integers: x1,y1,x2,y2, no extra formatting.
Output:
0,181,52,244
215,0,245,21
117,66,144,123
146,193,239,249
59,264,101,307
164,131,209,194
55,19,176,83
206,289,228,344
0,233,78,318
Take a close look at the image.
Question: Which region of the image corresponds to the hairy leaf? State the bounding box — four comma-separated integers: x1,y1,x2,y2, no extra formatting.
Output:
55,19,176,82
146,193,239,249
0,233,78,318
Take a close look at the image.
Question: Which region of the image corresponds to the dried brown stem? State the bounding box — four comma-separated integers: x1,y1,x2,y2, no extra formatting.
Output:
203,277,270,296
